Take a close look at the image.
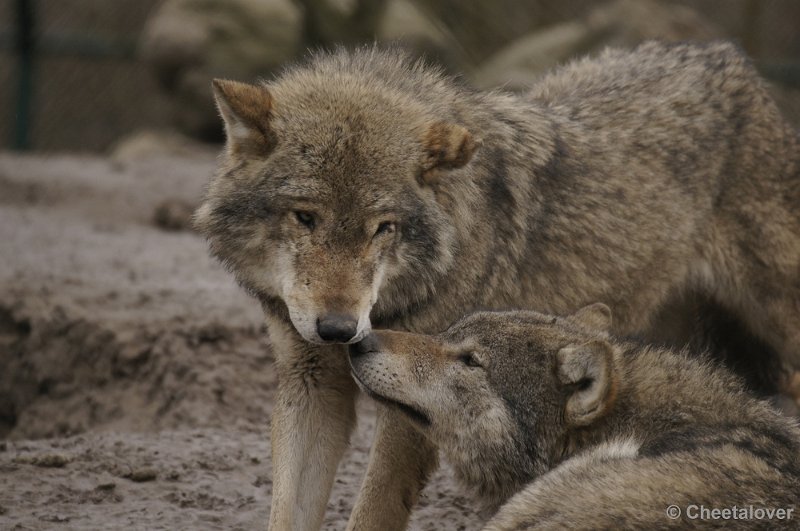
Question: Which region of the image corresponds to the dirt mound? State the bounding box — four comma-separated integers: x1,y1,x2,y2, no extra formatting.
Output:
0,152,270,440
0,295,274,440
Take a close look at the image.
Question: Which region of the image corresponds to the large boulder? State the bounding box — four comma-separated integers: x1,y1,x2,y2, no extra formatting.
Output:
474,0,721,90
140,0,302,140
139,0,467,140
377,0,464,71
415,0,595,65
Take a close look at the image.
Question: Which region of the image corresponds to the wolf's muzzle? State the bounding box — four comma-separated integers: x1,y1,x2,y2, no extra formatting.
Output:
317,314,358,343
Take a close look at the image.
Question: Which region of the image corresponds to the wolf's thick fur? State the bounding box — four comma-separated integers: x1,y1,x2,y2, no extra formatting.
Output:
195,41,800,529
349,305,800,529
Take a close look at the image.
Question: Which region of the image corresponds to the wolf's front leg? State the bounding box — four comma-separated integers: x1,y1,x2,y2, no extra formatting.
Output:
267,319,358,531
347,406,439,531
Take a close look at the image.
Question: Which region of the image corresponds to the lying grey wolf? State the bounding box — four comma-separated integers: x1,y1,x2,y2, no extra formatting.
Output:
194,40,800,530
349,304,800,529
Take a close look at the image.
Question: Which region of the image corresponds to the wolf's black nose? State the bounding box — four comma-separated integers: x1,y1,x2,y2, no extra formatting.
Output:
317,314,358,342
349,333,380,358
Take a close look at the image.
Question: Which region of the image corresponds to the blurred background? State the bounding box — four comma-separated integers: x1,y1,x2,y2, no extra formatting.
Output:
1,0,799,154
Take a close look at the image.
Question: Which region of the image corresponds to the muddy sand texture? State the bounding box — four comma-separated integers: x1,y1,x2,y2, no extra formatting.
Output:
0,152,481,530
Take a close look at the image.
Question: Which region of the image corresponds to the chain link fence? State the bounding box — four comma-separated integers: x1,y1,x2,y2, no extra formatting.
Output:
1,0,798,153
0,0,171,152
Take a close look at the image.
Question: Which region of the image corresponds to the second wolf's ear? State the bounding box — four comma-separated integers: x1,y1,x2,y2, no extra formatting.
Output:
557,339,616,426
569,303,612,332
212,79,275,156
420,122,479,184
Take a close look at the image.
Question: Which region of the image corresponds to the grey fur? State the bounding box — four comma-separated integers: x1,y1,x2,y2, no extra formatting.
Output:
350,306,800,529
195,41,800,529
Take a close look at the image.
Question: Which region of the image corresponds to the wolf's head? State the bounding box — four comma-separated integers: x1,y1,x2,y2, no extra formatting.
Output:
194,50,480,344
348,303,617,507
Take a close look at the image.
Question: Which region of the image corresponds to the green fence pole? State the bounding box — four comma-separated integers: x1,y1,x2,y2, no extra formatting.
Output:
13,0,35,151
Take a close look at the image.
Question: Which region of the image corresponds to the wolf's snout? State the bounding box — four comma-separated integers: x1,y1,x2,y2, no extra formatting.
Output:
349,333,380,358
317,314,358,343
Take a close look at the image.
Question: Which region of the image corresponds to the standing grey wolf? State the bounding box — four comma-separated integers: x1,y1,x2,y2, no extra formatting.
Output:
349,304,800,529
194,40,800,530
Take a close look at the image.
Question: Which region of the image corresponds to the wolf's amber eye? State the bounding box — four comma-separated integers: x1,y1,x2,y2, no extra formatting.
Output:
374,221,396,237
458,352,482,368
294,211,316,230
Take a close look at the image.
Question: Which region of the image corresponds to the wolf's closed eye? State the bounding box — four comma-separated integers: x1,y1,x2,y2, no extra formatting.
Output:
374,221,396,237
295,211,316,230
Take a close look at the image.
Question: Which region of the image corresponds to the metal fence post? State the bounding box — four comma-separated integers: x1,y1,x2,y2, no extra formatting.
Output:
13,0,35,151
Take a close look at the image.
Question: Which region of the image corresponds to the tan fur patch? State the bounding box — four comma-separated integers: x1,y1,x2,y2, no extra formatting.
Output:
212,79,274,155
420,121,478,183
558,340,618,427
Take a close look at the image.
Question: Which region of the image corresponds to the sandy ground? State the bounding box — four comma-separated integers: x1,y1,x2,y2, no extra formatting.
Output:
0,151,481,530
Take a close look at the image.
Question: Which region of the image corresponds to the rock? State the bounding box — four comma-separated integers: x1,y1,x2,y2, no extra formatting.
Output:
40,514,70,523
127,467,158,482
377,0,463,70
109,130,215,166
153,198,197,232
14,453,71,468
418,0,591,64
294,0,389,46
140,0,302,140
472,19,596,90
474,0,721,90
585,0,720,44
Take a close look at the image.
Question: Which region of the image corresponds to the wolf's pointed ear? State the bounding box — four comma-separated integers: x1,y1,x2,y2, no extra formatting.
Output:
419,122,479,184
212,79,275,156
569,303,612,332
557,339,616,426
